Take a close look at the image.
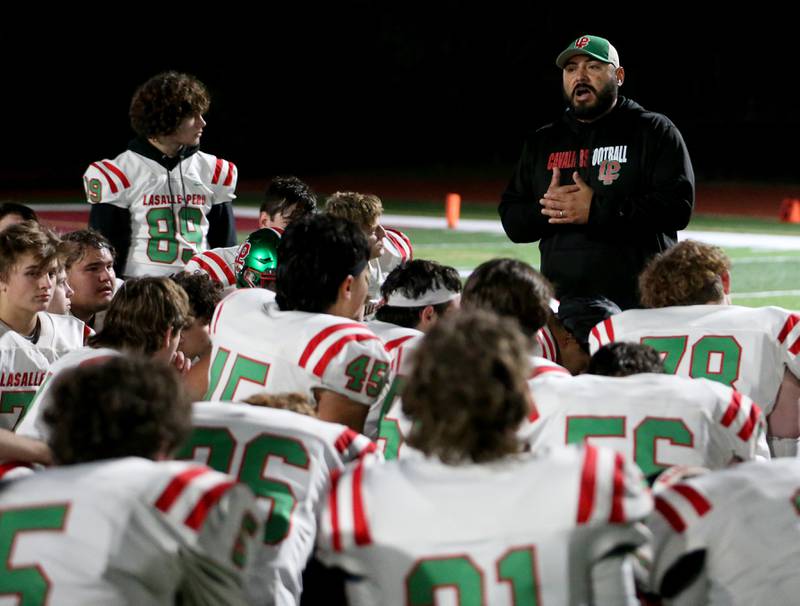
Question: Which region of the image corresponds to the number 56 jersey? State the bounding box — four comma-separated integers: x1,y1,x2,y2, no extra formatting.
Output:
318,445,652,606
206,289,392,437
588,305,800,414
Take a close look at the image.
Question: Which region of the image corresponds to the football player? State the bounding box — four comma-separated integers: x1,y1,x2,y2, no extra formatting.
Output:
588,239,800,456
0,356,258,604
0,201,37,232
185,176,316,287
178,391,378,605
0,222,86,430
86,71,237,278
318,310,652,605
205,214,391,435
169,272,224,362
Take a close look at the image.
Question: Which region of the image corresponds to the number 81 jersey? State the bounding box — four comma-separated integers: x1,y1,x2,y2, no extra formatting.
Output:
589,305,800,415
83,149,237,277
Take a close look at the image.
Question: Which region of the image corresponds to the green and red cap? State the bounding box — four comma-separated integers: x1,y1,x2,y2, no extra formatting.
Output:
556,35,620,69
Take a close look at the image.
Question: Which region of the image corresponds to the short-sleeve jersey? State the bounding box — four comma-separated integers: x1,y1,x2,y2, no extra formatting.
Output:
0,313,86,430
525,373,768,477
0,457,257,605
177,401,378,606
206,289,392,437
83,150,238,277
588,305,800,415
15,347,120,441
318,444,652,605
185,244,240,286
649,459,800,604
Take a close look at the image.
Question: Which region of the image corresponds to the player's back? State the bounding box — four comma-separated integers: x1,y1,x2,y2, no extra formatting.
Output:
207,289,391,433
527,373,768,477
318,444,651,605
589,305,800,413
177,401,377,606
0,457,255,606
650,459,800,605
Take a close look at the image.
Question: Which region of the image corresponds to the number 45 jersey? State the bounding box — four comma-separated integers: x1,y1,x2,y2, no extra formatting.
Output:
588,305,800,415
177,401,379,606
525,373,769,478
318,445,652,606
206,289,392,437
83,150,237,277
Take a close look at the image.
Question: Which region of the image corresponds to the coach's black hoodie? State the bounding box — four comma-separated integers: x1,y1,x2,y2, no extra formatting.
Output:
499,97,694,310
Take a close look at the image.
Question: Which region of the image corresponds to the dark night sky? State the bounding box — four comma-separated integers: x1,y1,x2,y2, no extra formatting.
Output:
3,8,798,191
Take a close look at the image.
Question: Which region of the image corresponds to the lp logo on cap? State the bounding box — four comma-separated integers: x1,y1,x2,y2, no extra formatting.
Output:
575,37,590,49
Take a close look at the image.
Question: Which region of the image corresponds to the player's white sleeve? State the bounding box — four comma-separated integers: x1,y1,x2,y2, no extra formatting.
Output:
185,248,238,286
706,382,770,462
333,426,381,462
588,317,618,354
201,154,238,205
83,159,132,208
383,227,413,262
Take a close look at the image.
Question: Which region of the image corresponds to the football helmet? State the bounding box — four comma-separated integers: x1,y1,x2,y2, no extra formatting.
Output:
235,228,281,289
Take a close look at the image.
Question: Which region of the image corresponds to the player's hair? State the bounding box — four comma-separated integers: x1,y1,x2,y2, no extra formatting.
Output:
462,258,553,339
323,191,383,232
375,260,462,329
639,240,731,308
276,214,370,313
129,71,211,139
60,229,115,271
403,310,530,463
0,202,38,224
243,392,317,417
588,342,665,377
0,221,60,282
169,272,223,324
45,356,191,465
260,176,317,224
89,277,193,354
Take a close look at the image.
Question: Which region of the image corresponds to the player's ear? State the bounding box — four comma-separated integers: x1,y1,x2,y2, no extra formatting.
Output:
721,270,731,295
338,274,355,301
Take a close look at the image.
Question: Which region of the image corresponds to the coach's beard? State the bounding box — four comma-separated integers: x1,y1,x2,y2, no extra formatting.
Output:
565,81,618,121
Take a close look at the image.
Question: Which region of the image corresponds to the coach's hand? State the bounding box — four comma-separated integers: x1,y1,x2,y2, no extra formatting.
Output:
540,169,592,224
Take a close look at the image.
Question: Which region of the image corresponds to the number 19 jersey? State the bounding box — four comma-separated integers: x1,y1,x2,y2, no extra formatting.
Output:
588,305,800,415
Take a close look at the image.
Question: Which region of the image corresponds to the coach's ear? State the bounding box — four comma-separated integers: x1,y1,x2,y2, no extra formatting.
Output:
721,270,731,295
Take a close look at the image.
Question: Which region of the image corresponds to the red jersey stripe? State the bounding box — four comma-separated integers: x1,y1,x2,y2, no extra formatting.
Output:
298,323,366,368
352,460,372,546
313,335,381,377
540,328,557,360
335,429,356,454
100,161,131,188
777,314,800,344
671,484,711,517
790,336,800,356
359,442,377,456
155,467,210,513
384,231,407,260
385,335,415,352
591,325,602,345
720,391,742,428
82,324,92,345
0,462,31,479
603,318,615,342
737,404,762,441
90,162,119,194
385,228,413,259
528,402,540,422
609,452,626,523
576,445,598,524
212,158,224,185
530,365,569,378
655,496,686,533
205,251,237,284
193,256,223,282
330,469,343,552
223,161,236,187
184,481,237,530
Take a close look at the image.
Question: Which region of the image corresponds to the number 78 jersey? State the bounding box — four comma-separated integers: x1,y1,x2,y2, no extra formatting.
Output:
589,305,800,415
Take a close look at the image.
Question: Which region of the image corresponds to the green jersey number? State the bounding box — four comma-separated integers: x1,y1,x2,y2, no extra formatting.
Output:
407,547,540,605
375,375,406,460
176,428,309,545
641,335,741,387
0,391,36,430
145,206,204,265
204,348,271,401
345,355,389,398
0,504,68,605
566,415,692,476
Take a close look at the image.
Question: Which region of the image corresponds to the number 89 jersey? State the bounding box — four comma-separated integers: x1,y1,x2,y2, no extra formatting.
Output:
206,289,392,437
589,305,800,415
83,149,237,277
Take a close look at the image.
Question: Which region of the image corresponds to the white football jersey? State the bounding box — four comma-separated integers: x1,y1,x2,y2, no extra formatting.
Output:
16,347,120,441
589,305,800,415
318,444,652,606
379,227,413,275
179,401,378,606
533,324,559,361
649,459,800,604
525,373,768,477
185,244,240,286
0,313,86,430
83,150,237,277
207,289,392,437
0,457,257,606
